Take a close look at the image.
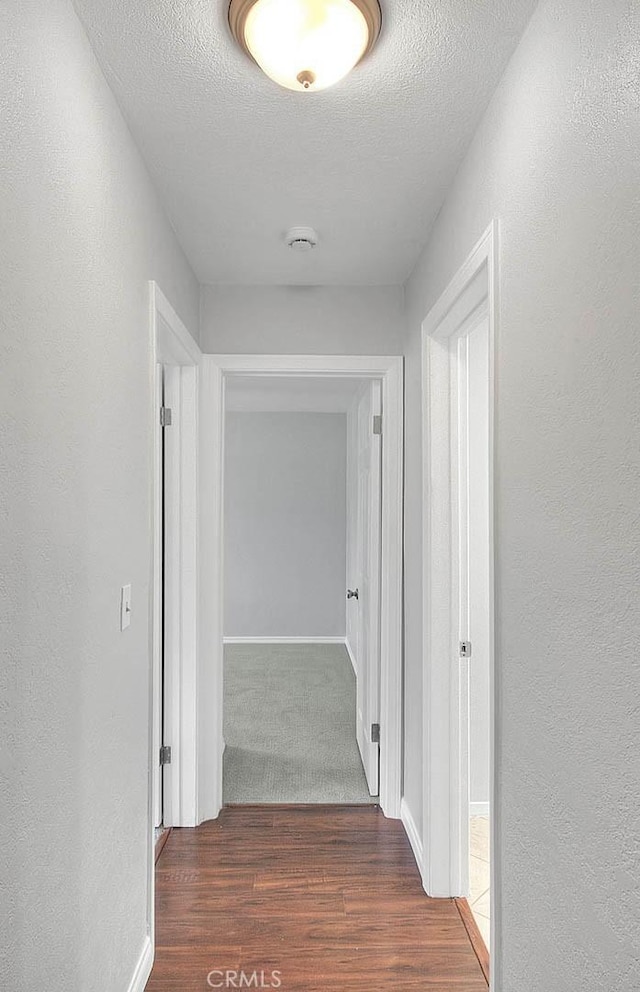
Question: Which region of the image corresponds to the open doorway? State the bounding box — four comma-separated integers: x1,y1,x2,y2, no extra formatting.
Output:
221,375,383,805
421,225,496,982
198,354,403,821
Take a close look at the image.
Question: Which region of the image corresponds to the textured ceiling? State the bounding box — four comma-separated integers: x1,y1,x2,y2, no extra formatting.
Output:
73,0,537,285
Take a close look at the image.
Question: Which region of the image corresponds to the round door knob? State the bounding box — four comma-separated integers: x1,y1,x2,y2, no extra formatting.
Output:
347,589,359,600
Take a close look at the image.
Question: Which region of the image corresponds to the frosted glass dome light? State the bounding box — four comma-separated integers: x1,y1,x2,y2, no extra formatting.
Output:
229,0,382,93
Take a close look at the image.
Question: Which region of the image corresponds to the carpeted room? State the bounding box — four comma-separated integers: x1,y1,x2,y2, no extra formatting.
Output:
223,642,373,803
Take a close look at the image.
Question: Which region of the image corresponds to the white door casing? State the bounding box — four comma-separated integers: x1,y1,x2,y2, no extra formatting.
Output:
201,354,404,820
421,224,497,978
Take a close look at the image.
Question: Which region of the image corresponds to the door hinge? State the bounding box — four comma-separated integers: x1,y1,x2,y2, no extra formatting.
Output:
372,415,382,436
160,406,173,427
159,745,172,766
371,723,381,744
459,641,472,658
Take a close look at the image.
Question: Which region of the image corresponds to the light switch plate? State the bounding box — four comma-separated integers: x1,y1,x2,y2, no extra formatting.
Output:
120,584,132,631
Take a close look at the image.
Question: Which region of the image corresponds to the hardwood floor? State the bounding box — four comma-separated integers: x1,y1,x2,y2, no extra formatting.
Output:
455,898,490,985
147,805,489,991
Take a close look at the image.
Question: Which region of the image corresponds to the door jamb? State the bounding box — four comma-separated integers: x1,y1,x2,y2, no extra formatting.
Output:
420,223,498,974
199,354,404,820
150,280,201,849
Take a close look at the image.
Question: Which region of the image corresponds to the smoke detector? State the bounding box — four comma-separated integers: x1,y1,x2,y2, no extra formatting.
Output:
285,227,319,252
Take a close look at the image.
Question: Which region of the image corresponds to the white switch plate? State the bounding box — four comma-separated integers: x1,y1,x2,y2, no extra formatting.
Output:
120,584,132,631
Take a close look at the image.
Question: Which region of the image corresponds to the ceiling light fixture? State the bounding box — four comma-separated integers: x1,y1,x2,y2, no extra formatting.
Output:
229,0,382,93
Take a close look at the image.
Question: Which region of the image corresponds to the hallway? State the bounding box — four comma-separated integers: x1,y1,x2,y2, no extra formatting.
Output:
148,806,488,991
6,2,639,990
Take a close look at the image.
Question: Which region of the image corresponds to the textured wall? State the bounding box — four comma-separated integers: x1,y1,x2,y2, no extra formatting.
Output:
224,413,347,638
200,285,404,355
0,1,199,989
403,1,640,988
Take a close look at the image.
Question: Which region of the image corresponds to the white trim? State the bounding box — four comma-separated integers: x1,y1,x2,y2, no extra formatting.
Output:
215,354,398,376
400,798,424,876
198,356,225,822
202,354,404,820
151,283,202,835
345,637,358,677
152,283,202,366
470,802,490,817
420,221,498,909
126,936,153,992
223,636,346,645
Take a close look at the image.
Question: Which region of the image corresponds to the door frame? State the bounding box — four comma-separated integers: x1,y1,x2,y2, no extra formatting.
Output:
199,354,404,819
420,223,498,962
150,280,201,847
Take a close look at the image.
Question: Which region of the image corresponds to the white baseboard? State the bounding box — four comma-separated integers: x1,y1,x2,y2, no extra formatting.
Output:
470,801,490,817
344,637,358,677
223,636,346,645
400,797,423,876
127,935,153,992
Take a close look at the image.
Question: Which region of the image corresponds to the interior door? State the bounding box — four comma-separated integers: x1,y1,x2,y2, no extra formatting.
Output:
354,381,382,796
152,364,164,829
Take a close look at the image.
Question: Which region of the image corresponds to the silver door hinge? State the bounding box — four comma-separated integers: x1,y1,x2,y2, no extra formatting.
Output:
159,745,172,766
459,641,472,658
371,723,381,744
372,415,382,436
160,407,172,427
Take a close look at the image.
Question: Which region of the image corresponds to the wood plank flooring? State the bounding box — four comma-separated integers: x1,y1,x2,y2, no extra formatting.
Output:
147,805,489,991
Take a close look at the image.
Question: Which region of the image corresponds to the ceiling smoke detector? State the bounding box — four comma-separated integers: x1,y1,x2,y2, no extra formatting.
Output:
228,0,382,93
285,227,319,252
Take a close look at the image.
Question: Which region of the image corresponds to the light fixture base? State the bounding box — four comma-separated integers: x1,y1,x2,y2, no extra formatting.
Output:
228,0,382,89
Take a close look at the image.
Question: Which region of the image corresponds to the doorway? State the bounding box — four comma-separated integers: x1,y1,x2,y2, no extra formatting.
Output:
150,282,201,836
421,224,497,978
220,375,385,805
198,355,404,820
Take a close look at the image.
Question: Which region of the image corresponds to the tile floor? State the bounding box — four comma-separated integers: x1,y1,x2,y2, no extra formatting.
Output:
469,815,490,947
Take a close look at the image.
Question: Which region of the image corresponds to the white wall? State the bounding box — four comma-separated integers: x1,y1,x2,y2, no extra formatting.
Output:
403,1,640,988
0,2,199,989
200,285,404,355
224,413,347,638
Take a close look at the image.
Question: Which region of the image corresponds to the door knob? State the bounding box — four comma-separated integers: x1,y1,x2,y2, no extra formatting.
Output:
347,589,359,600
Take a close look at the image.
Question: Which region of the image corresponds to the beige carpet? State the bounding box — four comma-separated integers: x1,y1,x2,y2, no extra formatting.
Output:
223,642,376,804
